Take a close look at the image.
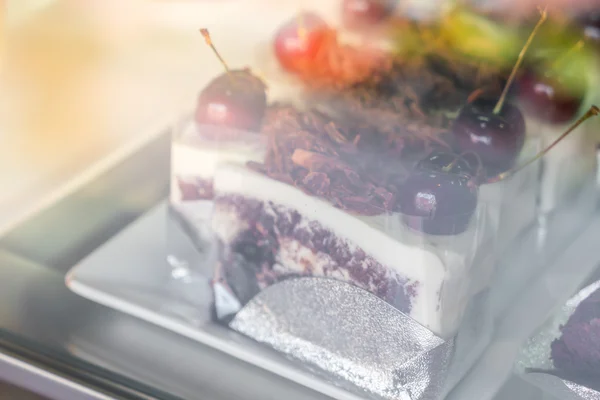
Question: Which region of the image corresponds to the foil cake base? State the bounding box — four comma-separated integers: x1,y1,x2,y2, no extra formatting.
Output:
230,278,454,400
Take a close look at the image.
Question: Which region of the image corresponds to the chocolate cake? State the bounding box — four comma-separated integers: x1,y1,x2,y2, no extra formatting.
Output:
170,6,600,339
208,84,491,337
551,287,600,374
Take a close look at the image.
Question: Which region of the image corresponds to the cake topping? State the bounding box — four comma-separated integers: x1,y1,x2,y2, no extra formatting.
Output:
398,151,479,235
311,49,508,154
248,104,408,216
273,12,391,89
196,29,267,131
452,97,526,177
451,8,547,176
274,13,329,74
195,6,598,229
394,101,598,235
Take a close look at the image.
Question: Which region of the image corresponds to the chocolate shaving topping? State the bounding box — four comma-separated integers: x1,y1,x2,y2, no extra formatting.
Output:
310,55,506,151
252,103,408,216
302,172,331,196
246,51,508,216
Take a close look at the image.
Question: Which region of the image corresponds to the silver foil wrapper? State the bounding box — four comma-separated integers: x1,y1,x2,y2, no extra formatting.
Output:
230,277,454,400
516,279,600,400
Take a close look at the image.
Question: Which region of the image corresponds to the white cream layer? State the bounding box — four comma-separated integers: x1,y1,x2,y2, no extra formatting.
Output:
170,120,267,202
521,116,598,214
213,164,489,337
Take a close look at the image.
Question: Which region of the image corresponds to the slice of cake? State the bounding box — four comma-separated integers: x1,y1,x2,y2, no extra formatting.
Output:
206,96,497,338
551,286,600,374
171,9,599,341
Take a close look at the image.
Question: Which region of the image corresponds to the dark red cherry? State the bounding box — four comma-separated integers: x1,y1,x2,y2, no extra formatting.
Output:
195,69,267,131
274,12,329,73
449,8,545,176
398,152,478,235
197,29,267,131
341,0,397,29
518,70,583,124
452,97,526,177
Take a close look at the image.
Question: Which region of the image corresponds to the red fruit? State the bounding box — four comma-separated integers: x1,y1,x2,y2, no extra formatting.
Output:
273,13,391,89
518,71,583,125
274,12,329,73
342,0,397,29
452,97,526,176
196,29,267,131
399,151,478,235
195,69,267,131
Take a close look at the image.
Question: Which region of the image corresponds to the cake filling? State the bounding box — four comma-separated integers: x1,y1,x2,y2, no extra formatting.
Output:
213,194,418,313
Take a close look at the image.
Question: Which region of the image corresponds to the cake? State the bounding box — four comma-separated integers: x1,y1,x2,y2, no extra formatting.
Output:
550,286,600,390
169,5,600,338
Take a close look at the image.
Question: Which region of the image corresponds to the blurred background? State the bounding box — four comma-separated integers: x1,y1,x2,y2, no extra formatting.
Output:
0,0,212,235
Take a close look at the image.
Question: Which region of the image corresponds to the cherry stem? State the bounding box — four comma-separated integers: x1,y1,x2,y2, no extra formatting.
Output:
489,105,600,183
200,28,231,74
550,39,584,72
493,8,547,115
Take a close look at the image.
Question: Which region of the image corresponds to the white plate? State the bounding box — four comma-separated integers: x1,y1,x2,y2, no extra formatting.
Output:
66,189,600,400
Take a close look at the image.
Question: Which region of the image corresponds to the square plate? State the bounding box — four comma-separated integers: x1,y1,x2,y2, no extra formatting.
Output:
66,186,600,400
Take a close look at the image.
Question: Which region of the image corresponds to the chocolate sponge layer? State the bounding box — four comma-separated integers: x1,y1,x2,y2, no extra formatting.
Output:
214,194,418,312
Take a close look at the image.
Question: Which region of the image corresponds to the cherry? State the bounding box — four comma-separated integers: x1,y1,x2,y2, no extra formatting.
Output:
398,152,479,235
341,0,397,29
403,105,600,236
273,12,329,73
196,29,267,131
451,9,547,176
518,70,583,124
452,97,525,176
517,37,588,125
196,69,267,131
